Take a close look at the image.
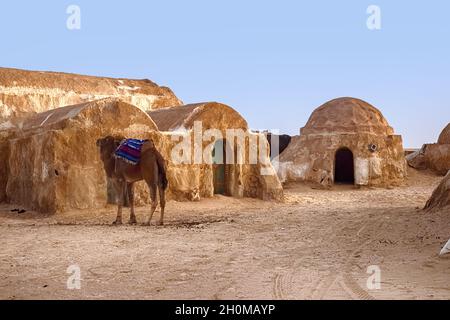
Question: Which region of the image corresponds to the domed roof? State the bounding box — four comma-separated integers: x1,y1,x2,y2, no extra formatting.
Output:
438,123,450,144
301,97,394,135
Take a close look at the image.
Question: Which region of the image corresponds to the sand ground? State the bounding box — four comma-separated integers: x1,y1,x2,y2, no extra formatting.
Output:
0,168,449,300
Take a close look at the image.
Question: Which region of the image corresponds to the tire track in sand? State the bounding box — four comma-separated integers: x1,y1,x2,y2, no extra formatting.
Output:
273,216,384,300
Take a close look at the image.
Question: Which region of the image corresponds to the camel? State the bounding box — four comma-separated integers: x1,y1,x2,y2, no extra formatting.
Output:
96,136,168,226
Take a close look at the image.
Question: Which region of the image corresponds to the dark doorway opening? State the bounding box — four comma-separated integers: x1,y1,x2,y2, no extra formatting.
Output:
212,139,226,194
334,148,355,184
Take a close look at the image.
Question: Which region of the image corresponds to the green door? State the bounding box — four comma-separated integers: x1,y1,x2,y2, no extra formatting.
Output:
212,139,225,194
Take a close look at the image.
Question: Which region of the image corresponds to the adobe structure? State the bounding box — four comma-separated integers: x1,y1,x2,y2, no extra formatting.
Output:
148,102,283,201
0,68,284,213
275,97,407,187
407,123,450,175
0,99,283,213
0,68,186,213
1,98,160,213
0,67,182,124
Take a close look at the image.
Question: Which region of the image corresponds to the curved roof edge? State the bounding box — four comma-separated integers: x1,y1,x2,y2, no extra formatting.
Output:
147,101,248,131
300,97,394,136
10,98,158,132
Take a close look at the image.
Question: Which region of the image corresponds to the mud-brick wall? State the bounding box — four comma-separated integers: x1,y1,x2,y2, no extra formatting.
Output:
278,133,406,187
160,131,283,202
7,131,58,212
50,128,159,213
0,131,11,202
6,128,159,214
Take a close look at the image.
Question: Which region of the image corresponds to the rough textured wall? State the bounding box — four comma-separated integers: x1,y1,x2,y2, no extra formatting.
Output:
150,103,282,201
151,132,213,201
7,132,57,212
0,131,11,202
5,99,160,213
424,172,450,211
243,132,283,200
0,67,182,123
276,133,406,187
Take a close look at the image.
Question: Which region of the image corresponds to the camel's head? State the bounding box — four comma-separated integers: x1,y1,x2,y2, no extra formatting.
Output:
96,136,123,159
96,135,117,148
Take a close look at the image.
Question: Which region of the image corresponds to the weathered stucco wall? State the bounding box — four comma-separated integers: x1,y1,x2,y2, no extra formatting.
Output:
0,130,12,202
276,133,406,187
7,131,58,212
275,98,407,188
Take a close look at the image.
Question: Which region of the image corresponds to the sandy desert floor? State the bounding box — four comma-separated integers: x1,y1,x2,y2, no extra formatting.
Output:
0,168,449,300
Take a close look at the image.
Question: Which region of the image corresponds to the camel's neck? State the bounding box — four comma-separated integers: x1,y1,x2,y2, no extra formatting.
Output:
100,150,116,178
105,157,116,178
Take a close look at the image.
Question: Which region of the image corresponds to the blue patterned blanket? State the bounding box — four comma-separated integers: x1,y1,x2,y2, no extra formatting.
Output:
114,139,148,165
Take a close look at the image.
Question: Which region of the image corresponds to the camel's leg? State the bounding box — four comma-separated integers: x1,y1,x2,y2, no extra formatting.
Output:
128,183,137,225
144,184,158,226
158,185,166,226
113,180,125,225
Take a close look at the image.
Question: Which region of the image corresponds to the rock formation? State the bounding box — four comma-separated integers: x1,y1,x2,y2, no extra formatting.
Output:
407,123,450,175
424,171,450,211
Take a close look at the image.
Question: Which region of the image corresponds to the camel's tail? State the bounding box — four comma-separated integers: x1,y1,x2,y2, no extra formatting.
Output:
160,170,168,191
155,150,168,190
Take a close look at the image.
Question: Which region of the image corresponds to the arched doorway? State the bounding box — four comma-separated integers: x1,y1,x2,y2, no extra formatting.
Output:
212,139,226,194
334,147,355,184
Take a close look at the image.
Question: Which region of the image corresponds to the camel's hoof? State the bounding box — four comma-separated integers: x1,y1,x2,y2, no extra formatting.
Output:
143,222,151,226
157,221,164,226
129,219,137,225
112,220,123,225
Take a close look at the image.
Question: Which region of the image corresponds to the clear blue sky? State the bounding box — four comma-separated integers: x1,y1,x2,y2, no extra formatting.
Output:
1,1,449,147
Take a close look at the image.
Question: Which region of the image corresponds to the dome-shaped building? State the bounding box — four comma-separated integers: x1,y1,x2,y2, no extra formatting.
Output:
301,98,393,136
277,97,407,187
